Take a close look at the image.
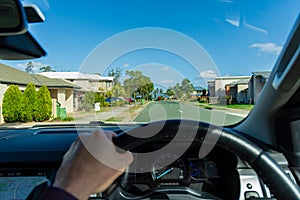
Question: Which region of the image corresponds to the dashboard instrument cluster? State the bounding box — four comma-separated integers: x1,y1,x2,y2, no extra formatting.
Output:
123,152,220,190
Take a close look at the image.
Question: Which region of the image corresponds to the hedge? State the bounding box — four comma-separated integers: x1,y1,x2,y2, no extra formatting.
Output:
34,85,52,122
2,83,53,123
2,85,22,123
19,83,36,122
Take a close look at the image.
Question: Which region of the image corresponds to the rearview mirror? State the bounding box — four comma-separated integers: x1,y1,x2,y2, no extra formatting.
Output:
0,0,27,36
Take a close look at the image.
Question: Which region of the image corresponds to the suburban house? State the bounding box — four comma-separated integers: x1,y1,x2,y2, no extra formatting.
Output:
39,72,114,92
191,86,205,101
247,71,271,104
193,86,204,95
207,72,271,104
39,72,114,111
225,78,250,103
208,76,251,104
0,63,79,123
207,80,215,97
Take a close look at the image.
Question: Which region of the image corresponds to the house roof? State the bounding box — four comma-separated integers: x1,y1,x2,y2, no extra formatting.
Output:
226,78,250,86
252,71,271,79
0,63,78,88
39,72,114,81
215,76,251,80
32,74,79,88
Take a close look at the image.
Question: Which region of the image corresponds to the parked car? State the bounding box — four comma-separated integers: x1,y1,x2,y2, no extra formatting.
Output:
124,97,135,103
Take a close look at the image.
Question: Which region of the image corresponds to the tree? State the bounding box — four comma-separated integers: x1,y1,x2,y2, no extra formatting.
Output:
124,70,154,100
25,61,34,74
40,65,56,72
107,67,122,85
19,83,36,122
106,91,112,98
181,78,194,99
34,85,52,122
173,83,183,99
166,87,175,96
112,83,125,97
143,82,154,100
2,85,22,123
95,93,106,106
82,91,95,112
124,70,141,98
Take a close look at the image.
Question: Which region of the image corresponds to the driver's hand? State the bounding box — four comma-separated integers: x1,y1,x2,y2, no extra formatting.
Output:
53,130,133,200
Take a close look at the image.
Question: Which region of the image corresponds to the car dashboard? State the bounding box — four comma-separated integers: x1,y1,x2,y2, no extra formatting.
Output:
0,125,292,200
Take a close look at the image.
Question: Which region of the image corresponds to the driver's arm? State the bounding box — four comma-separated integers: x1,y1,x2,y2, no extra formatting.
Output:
36,130,133,200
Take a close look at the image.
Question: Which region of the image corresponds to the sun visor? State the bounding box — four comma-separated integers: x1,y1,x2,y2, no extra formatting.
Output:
0,31,46,60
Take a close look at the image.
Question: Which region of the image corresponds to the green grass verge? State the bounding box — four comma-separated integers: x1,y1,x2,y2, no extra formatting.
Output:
51,116,74,122
96,107,111,112
226,104,254,110
105,116,124,122
199,103,254,111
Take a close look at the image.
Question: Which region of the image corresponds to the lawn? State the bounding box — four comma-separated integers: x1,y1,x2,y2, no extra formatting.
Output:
105,116,125,122
199,103,254,111
226,104,254,111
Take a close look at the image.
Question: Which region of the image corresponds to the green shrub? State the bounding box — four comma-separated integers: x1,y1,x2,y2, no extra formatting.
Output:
2,85,22,123
105,116,124,122
95,93,106,106
19,83,36,122
51,116,74,122
103,102,109,107
62,116,74,121
83,91,95,112
34,85,52,122
112,100,125,106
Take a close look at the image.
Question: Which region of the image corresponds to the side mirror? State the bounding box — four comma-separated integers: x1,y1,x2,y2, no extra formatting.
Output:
0,0,27,36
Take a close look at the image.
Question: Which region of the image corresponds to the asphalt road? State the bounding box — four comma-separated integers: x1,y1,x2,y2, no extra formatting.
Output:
133,101,244,126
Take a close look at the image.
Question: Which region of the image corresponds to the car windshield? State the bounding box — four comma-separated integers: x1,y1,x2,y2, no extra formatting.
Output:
0,0,299,127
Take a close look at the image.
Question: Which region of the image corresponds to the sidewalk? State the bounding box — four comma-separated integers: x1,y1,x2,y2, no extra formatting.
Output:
73,104,134,123
224,108,250,118
73,102,149,123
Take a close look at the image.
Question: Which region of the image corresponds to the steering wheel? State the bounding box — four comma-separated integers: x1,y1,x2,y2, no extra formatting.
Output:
112,120,300,199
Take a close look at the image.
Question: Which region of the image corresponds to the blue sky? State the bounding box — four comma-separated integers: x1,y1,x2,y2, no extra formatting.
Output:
2,0,299,88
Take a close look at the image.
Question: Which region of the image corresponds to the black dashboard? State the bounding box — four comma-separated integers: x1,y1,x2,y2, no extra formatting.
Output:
0,124,292,200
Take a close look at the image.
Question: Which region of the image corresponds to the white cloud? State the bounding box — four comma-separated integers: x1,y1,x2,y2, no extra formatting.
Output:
249,43,282,55
123,63,130,68
199,70,218,79
16,63,26,69
16,61,50,72
161,66,169,71
161,80,174,84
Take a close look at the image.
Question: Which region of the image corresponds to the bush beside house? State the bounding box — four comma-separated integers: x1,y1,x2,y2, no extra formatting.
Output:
82,91,95,112
19,83,36,122
82,92,112,112
2,83,52,123
2,85,22,123
34,85,52,122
